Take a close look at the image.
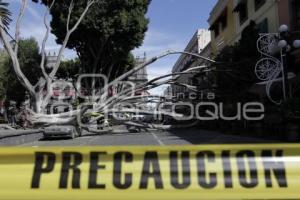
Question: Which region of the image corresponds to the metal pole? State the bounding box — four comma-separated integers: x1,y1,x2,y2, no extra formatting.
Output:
280,48,289,100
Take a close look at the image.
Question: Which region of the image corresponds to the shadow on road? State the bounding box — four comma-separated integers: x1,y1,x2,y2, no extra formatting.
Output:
167,126,282,144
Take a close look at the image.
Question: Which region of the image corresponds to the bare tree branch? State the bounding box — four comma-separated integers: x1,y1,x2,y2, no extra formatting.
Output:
0,20,35,95
97,65,209,112
66,0,74,32
14,0,28,55
97,51,215,104
37,0,96,111
40,0,56,79
96,50,175,104
27,48,215,126
49,0,95,79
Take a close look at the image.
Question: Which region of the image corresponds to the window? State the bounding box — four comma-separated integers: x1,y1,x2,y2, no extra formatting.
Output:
239,0,248,25
214,26,220,37
209,23,219,38
254,0,266,11
220,9,228,30
234,0,248,25
221,18,227,30
209,8,227,38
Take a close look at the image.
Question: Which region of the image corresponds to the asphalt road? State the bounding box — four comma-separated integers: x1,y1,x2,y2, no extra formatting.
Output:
20,126,278,146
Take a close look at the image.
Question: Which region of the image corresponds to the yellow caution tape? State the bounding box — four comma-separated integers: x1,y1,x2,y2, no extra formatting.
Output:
0,144,300,200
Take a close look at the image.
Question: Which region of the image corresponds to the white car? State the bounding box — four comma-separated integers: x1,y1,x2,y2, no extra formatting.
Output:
43,125,81,139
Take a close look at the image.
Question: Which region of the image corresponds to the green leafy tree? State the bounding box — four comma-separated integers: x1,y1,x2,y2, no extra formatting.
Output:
34,0,151,81
56,58,81,79
0,49,8,100
0,38,42,105
0,0,11,32
214,21,260,101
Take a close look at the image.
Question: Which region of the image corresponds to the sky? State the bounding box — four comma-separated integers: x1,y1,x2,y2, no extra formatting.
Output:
5,0,217,95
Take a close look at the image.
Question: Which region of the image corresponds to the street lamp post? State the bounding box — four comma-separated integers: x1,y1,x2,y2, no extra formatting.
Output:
255,25,300,105
278,40,289,100
278,24,300,100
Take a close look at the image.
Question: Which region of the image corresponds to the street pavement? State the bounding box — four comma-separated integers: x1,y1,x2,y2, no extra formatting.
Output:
19,126,279,146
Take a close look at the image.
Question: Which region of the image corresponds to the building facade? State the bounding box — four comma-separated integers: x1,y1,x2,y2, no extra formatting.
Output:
232,0,300,64
208,0,236,57
46,52,58,69
127,55,149,96
128,55,148,89
172,29,211,99
278,0,300,66
233,0,280,42
278,0,300,32
209,0,300,49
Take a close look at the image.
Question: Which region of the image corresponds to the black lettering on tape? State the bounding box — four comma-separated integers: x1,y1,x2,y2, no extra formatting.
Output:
139,151,163,189
170,151,191,189
236,150,258,188
196,151,217,189
31,152,56,189
59,152,82,189
222,151,233,188
262,150,288,188
113,152,133,189
88,152,107,189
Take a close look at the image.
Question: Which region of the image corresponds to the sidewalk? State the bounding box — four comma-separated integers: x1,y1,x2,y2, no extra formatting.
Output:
0,129,43,139
0,128,43,146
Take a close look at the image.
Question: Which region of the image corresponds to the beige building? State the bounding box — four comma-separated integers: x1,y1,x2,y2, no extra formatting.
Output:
232,0,300,63
208,0,236,56
208,0,291,55
233,0,280,42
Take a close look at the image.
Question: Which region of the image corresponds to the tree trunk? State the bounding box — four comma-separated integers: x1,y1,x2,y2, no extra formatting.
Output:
31,94,44,114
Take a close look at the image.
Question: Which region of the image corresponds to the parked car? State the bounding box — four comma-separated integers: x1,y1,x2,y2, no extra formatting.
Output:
43,125,82,139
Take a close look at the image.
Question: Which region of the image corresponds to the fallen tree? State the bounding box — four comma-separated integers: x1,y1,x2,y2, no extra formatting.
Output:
0,1,216,131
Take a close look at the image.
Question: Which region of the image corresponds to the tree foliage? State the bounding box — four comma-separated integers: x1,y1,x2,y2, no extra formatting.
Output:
34,0,151,81
55,58,80,79
0,38,42,105
0,49,8,100
0,0,11,32
214,21,260,99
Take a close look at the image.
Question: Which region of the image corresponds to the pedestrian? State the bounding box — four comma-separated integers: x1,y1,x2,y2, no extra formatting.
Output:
8,103,17,127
